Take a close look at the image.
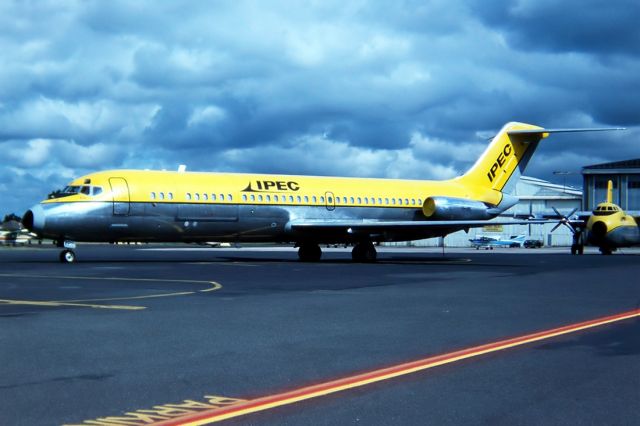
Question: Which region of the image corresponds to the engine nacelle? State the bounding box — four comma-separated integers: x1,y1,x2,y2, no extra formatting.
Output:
422,197,491,220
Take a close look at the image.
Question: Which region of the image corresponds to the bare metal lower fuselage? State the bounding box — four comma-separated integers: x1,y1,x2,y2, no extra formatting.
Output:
25,201,457,245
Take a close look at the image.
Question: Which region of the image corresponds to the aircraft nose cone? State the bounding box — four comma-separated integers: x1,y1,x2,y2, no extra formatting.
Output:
22,204,45,235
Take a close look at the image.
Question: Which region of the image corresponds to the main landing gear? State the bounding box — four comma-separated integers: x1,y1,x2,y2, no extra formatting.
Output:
569,228,585,255
296,241,378,262
570,244,584,255
551,208,585,255
57,240,77,263
297,242,322,262
351,241,377,262
599,247,615,255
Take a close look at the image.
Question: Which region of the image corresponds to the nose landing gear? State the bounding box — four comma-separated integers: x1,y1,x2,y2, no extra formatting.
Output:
57,240,77,263
60,249,76,263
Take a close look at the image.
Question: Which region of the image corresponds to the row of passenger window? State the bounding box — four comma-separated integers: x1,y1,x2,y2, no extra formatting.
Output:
242,194,423,206
186,193,233,201
150,192,174,201
149,192,233,201
149,192,422,206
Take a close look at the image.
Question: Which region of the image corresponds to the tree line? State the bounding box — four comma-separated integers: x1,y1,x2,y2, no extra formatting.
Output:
3,213,22,224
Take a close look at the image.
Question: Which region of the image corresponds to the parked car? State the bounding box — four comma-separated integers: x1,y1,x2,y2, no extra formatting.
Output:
523,239,543,248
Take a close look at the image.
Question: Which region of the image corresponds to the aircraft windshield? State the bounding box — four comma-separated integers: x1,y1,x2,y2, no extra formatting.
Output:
48,185,103,199
593,210,616,216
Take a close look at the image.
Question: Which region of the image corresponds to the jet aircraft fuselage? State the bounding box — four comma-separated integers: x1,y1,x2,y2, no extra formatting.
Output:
23,122,621,262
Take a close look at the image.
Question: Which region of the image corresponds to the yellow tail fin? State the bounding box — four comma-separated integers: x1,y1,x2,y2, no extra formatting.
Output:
456,122,548,195
456,123,624,196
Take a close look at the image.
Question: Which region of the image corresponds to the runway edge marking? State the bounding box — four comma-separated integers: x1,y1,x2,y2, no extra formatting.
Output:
151,309,640,425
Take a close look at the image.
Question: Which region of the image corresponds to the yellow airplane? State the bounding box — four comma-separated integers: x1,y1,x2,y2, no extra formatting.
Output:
22,122,621,262
558,181,640,255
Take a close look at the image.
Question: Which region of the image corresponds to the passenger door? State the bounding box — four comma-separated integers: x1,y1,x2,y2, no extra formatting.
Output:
325,191,336,211
109,177,130,215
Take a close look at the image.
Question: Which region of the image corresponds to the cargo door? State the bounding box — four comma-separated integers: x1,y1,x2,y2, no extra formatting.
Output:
109,177,130,215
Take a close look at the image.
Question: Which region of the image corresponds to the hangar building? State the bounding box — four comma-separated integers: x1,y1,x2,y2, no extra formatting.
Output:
582,159,640,211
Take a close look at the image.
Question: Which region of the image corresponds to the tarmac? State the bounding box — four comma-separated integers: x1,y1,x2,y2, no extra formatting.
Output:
0,244,639,425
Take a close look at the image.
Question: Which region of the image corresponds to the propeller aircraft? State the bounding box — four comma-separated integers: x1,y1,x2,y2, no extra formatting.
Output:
553,181,640,255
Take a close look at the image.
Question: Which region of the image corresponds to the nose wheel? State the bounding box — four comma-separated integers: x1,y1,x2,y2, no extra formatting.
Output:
57,240,77,263
59,249,77,263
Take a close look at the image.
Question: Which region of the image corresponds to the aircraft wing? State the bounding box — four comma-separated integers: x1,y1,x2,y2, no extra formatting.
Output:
626,211,640,220
511,210,590,229
511,211,589,219
287,218,550,238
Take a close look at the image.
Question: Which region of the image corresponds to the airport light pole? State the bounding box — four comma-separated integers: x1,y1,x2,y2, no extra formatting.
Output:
552,171,576,193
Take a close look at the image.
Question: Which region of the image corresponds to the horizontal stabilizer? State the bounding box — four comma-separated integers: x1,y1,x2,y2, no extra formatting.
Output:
508,127,625,135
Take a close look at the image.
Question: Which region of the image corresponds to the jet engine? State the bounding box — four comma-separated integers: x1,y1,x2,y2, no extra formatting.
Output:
422,197,491,220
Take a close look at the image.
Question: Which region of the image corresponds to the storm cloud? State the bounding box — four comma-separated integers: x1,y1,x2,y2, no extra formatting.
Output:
1,0,638,214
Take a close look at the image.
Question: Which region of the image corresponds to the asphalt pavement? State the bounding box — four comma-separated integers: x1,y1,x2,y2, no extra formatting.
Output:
0,244,638,425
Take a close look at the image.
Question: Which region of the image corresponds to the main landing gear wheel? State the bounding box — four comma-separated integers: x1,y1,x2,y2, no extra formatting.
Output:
352,241,377,262
570,244,584,255
60,249,76,263
570,229,585,255
298,243,322,262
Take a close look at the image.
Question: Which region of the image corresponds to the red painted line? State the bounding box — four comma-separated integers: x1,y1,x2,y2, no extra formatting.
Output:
154,309,640,425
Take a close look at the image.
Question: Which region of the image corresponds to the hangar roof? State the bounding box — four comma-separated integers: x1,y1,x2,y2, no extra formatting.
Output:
583,159,640,174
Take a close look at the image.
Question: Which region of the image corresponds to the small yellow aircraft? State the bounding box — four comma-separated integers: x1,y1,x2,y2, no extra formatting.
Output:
557,181,640,255
22,122,621,262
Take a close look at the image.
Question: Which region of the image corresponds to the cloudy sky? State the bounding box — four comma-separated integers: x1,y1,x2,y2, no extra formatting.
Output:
1,0,639,215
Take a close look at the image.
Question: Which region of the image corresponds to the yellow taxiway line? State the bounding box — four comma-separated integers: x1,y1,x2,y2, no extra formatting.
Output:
0,298,145,310
0,273,222,311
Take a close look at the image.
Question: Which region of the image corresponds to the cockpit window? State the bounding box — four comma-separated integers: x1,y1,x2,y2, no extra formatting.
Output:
48,185,104,199
48,186,79,199
593,210,615,216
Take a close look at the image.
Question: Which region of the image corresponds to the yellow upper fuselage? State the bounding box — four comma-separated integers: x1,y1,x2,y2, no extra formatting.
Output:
43,169,503,208
587,202,638,233
42,122,550,210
